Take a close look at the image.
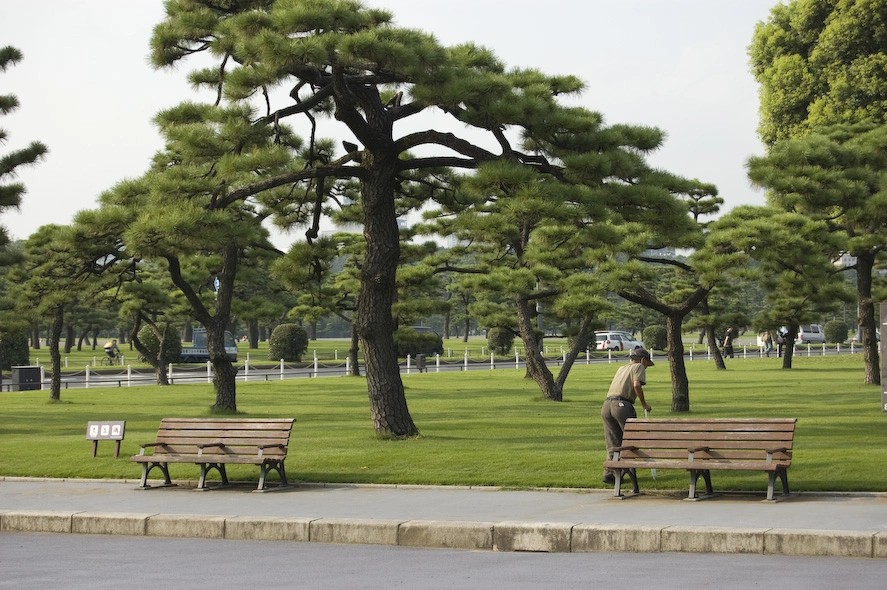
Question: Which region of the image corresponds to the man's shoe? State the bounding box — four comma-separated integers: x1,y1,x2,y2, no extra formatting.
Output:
602,474,616,484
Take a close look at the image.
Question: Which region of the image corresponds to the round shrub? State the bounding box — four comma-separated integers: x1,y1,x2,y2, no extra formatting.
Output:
824,320,849,344
136,324,182,365
394,327,444,358
0,330,30,369
642,325,667,351
487,327,515,356
269,323,309,362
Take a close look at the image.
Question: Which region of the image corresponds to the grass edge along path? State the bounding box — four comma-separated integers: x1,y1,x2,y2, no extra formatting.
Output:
0,355,884,493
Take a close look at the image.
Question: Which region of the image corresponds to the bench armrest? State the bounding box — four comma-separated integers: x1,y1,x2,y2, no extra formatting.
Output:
765,447,788,464
687,446,710,462
197,442,226,457
257,444,286,459
608,445,637,462
138,442,167,456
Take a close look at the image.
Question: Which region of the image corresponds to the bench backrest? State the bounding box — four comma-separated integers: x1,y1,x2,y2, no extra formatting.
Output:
152,418,295,459
619,418,796,465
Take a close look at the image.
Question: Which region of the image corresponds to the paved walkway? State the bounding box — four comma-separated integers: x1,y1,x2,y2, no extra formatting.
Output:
1,477,886,558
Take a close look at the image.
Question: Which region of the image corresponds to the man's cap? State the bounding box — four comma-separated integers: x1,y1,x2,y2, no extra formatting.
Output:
630,347,654,365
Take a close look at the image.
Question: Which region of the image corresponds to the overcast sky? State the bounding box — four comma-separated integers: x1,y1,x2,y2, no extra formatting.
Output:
1,0,781,248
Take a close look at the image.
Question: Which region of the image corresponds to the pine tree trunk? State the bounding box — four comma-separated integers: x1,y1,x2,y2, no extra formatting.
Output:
699,299,726,370
516,297,562,401
781,325,798,369
349,321,361,377
211,360,238,411
48,305,63,402
856,253,881,385
667,315,690,412
248,319,259,349
356,154,418,437
208,246,239,412
707,325,726,370
554,316,593,390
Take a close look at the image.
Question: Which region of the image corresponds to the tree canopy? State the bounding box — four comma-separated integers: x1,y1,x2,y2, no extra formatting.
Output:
750,0,887,145
0,45,47,259
747,122,887,382
149,0,703,435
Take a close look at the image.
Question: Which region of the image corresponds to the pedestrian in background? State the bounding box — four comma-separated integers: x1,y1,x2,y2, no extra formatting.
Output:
723,326,735,358
761,331,772,357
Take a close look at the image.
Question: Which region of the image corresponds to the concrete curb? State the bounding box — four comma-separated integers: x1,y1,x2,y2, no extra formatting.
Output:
2,510,885,558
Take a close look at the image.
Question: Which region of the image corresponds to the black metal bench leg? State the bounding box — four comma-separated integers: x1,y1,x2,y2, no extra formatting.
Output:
257,462,268,491
766,472,776,501
612,468,639,498
627,468,639,494
778,468,790,495
256,460,289,492
701,470,713,495
689,470,713,499
196,463,229,491
766,469,790,501
138,462,171,489
278,462,289,487
197,463,208,490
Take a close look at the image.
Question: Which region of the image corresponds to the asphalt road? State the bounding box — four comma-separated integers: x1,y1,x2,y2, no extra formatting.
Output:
2,532,886,590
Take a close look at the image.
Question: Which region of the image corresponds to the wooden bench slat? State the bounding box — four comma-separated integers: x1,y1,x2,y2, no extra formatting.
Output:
616,449,792,460
605,460,791,471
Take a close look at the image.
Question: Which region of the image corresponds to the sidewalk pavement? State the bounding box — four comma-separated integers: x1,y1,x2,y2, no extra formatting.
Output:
2,477,886,558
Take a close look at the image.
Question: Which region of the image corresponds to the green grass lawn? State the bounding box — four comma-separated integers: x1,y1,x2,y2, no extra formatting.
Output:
1,354,884,493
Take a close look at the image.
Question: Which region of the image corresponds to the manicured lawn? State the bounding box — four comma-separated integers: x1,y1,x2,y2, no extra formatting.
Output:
1,354,883,492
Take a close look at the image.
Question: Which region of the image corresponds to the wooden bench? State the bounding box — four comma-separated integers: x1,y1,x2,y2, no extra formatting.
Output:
131,418,295,492
603,418,797,501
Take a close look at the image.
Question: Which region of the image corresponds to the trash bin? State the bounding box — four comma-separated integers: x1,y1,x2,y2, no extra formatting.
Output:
11,366,41,391
416,354,426,373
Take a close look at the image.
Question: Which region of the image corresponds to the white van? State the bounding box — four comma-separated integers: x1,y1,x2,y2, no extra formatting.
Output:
765,324,826,345
795,324,825,344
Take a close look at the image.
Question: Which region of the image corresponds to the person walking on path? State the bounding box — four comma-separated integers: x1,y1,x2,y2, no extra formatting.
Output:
601,347,654,484
761,331,772,357
723,326,735,358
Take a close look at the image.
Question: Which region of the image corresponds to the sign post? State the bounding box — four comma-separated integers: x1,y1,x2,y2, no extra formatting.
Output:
86,421,126,458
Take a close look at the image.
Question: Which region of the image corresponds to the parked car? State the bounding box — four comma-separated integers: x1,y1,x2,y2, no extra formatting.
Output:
851,329,881,343
778,324,826,345
595,331,644,352
180,328,238,363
